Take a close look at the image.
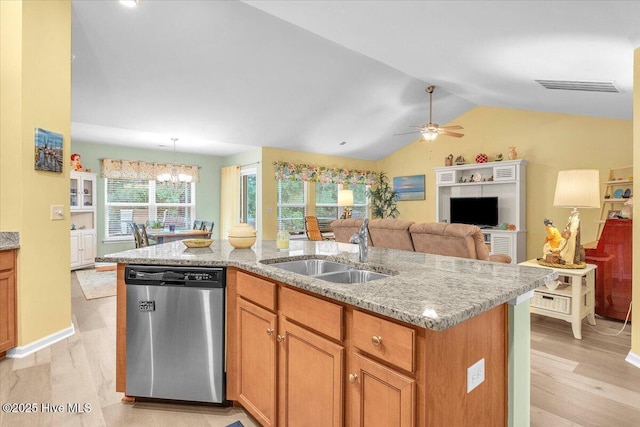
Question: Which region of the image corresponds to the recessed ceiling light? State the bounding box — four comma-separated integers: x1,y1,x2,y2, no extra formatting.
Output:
120,0,139,8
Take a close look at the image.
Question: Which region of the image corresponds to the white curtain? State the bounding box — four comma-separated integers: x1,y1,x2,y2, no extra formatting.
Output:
220,165,241,238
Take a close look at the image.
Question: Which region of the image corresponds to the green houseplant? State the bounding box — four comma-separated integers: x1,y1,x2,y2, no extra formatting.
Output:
368,172,400,219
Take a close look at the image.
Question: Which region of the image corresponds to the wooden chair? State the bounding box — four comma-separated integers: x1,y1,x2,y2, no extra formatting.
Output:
201,221,214,232
304,216,324,241
193,220,202,230
132,222,150,248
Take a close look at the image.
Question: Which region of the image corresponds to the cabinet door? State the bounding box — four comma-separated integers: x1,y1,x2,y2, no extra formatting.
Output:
80,231,96,265
70,232,81,268
348,352,415,427
0,268,16,353
70,175,79,209
278,317,344,427
237,298,278,427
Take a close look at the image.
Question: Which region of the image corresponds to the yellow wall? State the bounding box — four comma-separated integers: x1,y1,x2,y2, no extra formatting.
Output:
632,48,639,357
0,1,72,345
261,147,377,239
379,106,632,260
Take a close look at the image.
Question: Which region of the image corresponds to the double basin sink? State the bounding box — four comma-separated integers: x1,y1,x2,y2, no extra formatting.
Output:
264,259,390,284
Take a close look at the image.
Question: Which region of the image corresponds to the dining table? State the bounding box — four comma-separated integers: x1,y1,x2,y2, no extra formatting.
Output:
146,228,212,244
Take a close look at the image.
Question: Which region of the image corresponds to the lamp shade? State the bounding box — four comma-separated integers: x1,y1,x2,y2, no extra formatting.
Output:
338,189,354,206
553,169,600,208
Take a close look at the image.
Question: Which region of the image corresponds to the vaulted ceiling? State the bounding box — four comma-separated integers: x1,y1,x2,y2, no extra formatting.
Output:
71,1,640,160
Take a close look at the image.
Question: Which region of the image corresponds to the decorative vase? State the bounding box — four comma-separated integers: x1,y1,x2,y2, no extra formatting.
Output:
228,223,257,249
508,146,517,160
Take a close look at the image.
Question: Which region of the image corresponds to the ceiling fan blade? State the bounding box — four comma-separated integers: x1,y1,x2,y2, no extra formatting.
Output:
440,125,464,130
394,131,420,136
440,130,464,138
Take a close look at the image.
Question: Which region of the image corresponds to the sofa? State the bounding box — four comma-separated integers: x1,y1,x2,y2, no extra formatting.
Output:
330,218,512,263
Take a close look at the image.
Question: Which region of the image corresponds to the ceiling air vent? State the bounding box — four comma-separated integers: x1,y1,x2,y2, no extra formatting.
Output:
535,80,619,93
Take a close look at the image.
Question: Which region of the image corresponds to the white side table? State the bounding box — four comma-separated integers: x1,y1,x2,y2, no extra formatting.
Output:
519,259,596,339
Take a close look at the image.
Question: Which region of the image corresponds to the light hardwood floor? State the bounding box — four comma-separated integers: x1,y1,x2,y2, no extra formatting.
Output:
0,273,638,426
530,313,640,426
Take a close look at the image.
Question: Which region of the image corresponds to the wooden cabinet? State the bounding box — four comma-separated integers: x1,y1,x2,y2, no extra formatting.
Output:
278,317,344,427
348,352,415,427
70,171,97,269
434,159,527,263
0,250,17,357
236,297,278,426
227,270,507,427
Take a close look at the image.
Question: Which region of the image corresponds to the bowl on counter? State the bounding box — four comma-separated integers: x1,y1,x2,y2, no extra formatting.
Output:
182,239,214,248
228,223,257,249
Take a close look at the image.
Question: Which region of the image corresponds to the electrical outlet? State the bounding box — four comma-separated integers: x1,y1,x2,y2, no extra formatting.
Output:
467,358,485,393
51,205,65,220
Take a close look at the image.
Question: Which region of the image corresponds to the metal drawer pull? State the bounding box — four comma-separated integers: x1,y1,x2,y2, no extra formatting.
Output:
371,335,383,346
277,335,285,343
348,374,358,383
266,328,274,335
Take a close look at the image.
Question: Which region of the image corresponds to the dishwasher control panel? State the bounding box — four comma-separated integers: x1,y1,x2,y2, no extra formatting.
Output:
125,265,225,288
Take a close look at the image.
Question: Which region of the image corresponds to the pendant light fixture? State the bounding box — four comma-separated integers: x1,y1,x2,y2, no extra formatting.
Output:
157,138,193,184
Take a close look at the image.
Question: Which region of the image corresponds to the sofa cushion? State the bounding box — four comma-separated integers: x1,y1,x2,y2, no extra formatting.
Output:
368,219,415,251
330,219,373,245
409,222,490,260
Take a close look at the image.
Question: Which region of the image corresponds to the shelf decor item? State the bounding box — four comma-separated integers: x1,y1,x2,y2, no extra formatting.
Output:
475,153,488,163
508,146,518,160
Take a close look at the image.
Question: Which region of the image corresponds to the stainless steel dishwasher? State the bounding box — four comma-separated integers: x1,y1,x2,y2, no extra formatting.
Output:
124,265,226,403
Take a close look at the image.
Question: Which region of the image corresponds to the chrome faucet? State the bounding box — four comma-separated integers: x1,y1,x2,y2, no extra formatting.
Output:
349,218,369,263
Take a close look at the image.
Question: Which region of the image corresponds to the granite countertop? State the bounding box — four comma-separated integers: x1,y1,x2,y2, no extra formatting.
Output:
0,232,20,250
97,239,557,331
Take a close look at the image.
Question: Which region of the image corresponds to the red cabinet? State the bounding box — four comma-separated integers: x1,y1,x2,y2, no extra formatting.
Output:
584,219,632,321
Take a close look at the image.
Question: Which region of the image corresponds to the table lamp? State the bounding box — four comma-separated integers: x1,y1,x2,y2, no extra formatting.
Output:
551,169,600,266
338,189,354,219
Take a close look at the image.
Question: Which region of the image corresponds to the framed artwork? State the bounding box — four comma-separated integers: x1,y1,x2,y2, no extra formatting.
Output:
393,174,425,201
34,128,63,172
608,210,621,219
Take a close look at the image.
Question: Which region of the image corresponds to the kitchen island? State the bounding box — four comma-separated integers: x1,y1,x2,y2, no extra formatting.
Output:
99,239,556,427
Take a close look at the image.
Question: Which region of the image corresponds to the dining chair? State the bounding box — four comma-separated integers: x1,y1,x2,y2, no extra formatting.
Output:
193,220,202,230
132,223,150,248
201,221,214,232
304,216,324,241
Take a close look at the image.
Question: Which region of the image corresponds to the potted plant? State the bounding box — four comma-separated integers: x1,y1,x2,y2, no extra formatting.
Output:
368,172,400,219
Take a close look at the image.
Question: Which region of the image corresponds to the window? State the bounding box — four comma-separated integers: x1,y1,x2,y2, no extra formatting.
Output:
348,183,369,218
277,180,306,232
315,183,339,222
241,168,257,230
105,179,196,240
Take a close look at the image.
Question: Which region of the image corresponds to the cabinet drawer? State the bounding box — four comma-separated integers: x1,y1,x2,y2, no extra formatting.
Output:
353,309,415,372
279,286,343,342
0,251,15,271
237,271,276,311
532,290,571,314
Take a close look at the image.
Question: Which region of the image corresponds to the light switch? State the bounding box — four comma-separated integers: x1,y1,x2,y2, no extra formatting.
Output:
51,205,65,220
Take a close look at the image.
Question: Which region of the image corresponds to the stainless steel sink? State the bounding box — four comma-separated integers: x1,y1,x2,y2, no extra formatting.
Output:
264,259,390,283
317,269,389,284
267,259,351,276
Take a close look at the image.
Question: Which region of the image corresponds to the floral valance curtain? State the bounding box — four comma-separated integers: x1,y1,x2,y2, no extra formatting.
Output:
101,159,200,183
273,161,377,185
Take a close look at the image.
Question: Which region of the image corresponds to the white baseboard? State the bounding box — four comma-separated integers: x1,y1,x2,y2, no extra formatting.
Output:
626,350,640,369
6,324,75,359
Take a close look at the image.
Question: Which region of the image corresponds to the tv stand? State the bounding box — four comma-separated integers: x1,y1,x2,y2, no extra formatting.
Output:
434,160,527,263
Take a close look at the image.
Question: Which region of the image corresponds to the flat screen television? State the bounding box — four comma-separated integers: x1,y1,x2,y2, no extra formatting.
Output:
449,197,499,228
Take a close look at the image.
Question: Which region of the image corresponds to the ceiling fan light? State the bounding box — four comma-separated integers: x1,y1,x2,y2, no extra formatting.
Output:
421,131,438,141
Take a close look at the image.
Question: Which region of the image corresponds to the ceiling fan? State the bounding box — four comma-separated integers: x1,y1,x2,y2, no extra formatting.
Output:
395,86,464,141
